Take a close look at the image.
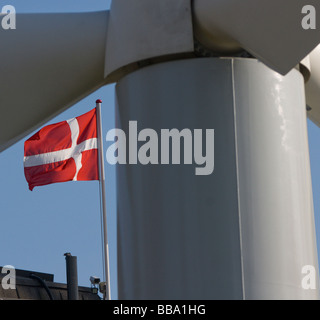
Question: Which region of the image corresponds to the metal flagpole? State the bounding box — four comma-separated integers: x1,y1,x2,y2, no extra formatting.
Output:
96,99,111,300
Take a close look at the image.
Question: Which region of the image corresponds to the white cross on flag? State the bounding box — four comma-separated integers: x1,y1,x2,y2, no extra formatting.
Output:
24,108,99,191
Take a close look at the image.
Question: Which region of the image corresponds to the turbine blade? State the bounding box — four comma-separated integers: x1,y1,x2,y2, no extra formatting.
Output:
193,0,320,75
0,11,108,152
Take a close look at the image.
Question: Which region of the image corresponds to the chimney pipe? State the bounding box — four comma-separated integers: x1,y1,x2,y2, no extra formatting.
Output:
64,252,79,300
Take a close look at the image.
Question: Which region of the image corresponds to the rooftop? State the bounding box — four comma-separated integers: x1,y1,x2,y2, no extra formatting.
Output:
0,267,100,300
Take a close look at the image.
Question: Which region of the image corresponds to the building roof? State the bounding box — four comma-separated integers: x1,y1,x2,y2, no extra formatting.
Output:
0,267,100,300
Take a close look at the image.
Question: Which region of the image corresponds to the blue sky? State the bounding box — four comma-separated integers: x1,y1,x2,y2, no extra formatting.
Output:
0,1,320,301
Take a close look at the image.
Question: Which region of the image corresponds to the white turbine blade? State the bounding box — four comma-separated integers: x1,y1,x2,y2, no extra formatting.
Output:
0,11,108,152
193,0,320,75
305,45,320,127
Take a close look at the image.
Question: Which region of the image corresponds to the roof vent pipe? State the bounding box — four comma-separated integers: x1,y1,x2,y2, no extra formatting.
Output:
64,252,79,300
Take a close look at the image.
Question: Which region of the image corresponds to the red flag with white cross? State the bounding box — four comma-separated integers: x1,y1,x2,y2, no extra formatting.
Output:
23,108,99,191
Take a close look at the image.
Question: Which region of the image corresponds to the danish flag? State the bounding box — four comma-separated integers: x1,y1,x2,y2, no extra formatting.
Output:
24,108,99,191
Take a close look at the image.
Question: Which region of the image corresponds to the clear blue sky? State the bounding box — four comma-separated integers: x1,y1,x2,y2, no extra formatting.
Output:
0,1,320,301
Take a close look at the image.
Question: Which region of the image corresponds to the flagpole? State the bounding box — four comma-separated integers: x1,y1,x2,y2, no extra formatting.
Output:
96,99,111,300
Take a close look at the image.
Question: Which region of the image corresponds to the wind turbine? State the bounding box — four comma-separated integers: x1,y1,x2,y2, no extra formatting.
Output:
1,0,320,299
